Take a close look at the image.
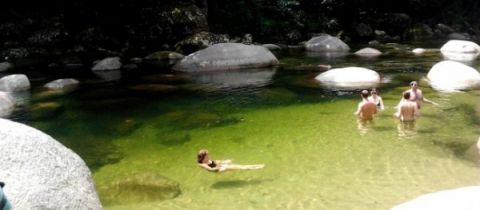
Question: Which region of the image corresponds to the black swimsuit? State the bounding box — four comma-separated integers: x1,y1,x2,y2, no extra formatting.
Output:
208,160,217,168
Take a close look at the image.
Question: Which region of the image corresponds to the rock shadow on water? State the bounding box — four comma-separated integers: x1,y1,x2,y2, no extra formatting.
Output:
211,179,272,190
163,110,242,130
98,172,181,206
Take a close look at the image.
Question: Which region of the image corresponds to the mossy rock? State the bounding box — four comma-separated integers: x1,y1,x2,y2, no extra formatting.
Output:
98,172,181,205
28,102,64,120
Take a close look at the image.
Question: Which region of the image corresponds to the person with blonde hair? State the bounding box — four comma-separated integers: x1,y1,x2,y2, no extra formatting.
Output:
197,149,264,172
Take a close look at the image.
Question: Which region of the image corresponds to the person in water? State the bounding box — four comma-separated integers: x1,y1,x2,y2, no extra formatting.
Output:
197,149,265,172
405,81,437,109
368,88,385,110
394,91,419,122
354,90,377,120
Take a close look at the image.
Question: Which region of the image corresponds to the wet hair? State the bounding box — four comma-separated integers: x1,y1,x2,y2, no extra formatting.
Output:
403,91,411,100
197,149,208,163
361,90,369,98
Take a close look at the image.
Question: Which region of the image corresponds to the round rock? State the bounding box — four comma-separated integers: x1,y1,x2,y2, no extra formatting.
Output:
315,67,380,88
427,60,480,91
0,119,103,209
440,40,480,61
0,74,31,92
305,34,350,52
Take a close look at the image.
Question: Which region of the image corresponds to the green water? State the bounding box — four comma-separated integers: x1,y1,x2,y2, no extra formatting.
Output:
13,46,480,209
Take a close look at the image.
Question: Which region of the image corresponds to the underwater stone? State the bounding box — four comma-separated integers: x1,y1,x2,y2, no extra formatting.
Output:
98,172,181,205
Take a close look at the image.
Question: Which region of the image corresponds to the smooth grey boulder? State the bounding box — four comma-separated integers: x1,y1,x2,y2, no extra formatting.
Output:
0,74,31,92
0,62,13,72
91,57,122,71
0,119,103,210
305,35,350,52
427,60,480,91
390,186,480,210
315,67,380,88
354,47,382,57
440,40,480,61
172,43,278,72
0,91,15,117
44,78,79,93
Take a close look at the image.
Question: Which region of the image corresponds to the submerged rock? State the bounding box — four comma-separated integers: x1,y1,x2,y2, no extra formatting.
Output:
412,48,426,54
304,34,350,52
0,74,30,92
427,60,480,91
390,186,480,210
0,91,15,117
28,102,64,120
44,78,79,93
440,40,480,61
172,43,278,72
0,119,102,209
98,172,181,205
315,67,380,88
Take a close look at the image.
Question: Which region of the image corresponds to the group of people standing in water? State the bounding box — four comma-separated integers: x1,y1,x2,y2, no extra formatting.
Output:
197,81,437,173
355,81,437,122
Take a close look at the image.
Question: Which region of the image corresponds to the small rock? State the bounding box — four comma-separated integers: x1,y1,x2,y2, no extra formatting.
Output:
91,57,122,71
0,62,14,72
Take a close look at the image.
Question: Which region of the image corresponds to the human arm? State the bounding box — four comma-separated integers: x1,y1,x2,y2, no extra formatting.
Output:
379,97,385,110
354,103,362,115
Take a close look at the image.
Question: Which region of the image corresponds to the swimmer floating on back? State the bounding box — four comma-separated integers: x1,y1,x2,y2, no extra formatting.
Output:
197,149,265,173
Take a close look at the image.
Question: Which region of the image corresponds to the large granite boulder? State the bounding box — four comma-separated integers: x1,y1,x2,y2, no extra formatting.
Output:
440,40,480,61
0,74,30,92
0,91,15,117
92,57,122,71
174,31,230,54
0,119,103,210
390,186,480,210
427,60,480,91
172,43,278,72
304,34,350,52
315,67,380,88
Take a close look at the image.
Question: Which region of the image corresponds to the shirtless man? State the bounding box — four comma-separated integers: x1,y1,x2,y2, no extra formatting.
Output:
354,90,377,120
406,81,437,109
394,91,419,121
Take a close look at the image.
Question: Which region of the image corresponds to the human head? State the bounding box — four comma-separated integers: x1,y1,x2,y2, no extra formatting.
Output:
361,90,369,98
197,149,209,163
371,88,377,95
410,81,418,89
403,91,411,100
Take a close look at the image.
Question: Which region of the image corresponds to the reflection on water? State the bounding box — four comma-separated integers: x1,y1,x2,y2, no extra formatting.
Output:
188,68,275,89
396,121,417,138
356,118,375,136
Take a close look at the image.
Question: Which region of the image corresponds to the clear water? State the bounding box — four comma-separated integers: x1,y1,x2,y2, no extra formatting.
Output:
6,45,480,210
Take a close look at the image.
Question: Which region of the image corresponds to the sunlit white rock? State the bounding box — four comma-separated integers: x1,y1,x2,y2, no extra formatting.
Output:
440,40,480,61
412,48,427,54
92,57,122,71
427,60,480,91
0,91,15,117
315,67,380,88
390,186,480,210
0,74,30,92
354,47,382,57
